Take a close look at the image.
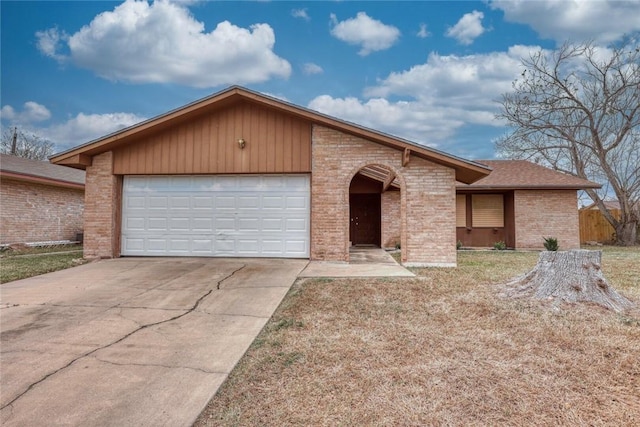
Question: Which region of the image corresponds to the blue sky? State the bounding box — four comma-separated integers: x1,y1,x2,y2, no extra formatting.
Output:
2,0,639,160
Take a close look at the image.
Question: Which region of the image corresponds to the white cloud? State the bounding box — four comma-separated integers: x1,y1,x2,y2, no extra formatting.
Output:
330,12,400,56
36,0,291,88
291,8,310,21
365,46,536,112
1,103,146,152
35,27,67,62
46,112,146,150
1,102,52,123
302,62,323,75
417,23,430,39
307,46,543,149
308,95,463,145
446,10,486,45
490,0,640,43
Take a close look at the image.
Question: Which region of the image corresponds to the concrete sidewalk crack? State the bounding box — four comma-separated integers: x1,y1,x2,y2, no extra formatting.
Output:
217,265,245,290
0,264,246,411
90,355,226,375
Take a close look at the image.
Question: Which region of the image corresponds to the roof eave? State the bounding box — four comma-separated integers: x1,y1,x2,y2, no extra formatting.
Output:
0,171,85,189
456,184,602,191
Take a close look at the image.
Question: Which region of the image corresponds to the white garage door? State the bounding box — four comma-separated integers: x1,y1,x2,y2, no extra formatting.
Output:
121,175,310,258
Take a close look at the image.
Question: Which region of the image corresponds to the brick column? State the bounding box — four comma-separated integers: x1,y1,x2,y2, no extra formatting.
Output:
83,151,122,258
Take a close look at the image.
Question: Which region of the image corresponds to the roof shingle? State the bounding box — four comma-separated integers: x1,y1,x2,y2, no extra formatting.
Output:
1,154,85,187
457,160,600,190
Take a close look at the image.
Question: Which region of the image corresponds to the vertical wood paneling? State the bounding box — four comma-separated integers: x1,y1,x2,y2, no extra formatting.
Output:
184,121,194,173
243,104,251,170
292,120,301,172
233,105,243,172
168,128,177,174
113,101,312,174
201,115,210,173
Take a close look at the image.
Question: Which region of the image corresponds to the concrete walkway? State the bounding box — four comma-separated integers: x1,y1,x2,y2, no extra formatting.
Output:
299,247,415,277
0,257,306,427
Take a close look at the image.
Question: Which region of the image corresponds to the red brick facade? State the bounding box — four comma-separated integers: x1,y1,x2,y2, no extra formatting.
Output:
514,190,580,249
381,190,401,249
0,178,84,244
83,152,122,258
311,125,457,266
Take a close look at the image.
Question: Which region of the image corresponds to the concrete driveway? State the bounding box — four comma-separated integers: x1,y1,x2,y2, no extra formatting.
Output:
0,257,307,427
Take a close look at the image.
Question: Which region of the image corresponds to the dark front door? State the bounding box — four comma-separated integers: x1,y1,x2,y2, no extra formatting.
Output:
350,194,381,245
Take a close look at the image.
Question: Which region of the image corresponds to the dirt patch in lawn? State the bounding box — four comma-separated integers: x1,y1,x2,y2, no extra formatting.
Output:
195,248,640,426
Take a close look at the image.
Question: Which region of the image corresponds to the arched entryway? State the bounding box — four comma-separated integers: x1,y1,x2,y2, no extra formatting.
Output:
349,164,402,248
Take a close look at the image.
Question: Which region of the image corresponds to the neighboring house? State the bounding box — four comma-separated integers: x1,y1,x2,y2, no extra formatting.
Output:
51,86,491,266
455,160,600,249
0,153,85,245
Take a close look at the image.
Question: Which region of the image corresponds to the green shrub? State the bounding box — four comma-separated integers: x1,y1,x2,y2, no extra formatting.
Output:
543,237,559,251
456,240,462,250
493,241,507,251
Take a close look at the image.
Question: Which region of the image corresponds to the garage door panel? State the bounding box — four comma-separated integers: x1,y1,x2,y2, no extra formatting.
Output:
126,217,146,230
286,218,307,231
147,218,168,231
215,196,235,209
192,218,213,231
122,174,310,258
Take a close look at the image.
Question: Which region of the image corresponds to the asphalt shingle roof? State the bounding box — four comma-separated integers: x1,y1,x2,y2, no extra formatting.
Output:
457,160,600,190
1,153,85,186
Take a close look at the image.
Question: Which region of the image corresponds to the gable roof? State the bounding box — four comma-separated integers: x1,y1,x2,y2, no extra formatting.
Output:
49,86,491,184
1,153,85,189
456,160,600,190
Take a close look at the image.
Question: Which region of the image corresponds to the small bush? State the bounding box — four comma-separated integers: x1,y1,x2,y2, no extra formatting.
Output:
493,241,507,251
543,236,559,251
456,240,463,250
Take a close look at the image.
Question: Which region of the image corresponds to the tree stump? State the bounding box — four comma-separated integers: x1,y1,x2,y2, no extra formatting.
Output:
502,250,635,312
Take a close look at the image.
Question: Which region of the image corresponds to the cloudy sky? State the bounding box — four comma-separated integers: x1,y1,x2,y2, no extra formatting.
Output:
2,0,639,159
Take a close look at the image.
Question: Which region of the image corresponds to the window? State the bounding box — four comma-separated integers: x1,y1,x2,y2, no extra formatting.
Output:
456,194,467,227
472,194,504,227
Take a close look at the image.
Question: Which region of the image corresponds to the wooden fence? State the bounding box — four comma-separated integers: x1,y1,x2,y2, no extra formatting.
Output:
579,209,619,244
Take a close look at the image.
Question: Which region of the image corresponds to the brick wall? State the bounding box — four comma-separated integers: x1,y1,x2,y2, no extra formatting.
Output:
83,152,122,258
0,178,84,244
311,125,457,266
381,190,401,249
514,190,580,249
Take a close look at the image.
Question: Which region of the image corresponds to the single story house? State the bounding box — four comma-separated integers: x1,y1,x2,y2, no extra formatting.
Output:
1,153,85,245
50,86,492,267
455,160,600,249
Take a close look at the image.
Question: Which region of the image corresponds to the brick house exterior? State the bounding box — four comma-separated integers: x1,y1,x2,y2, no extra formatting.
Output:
1,154,85,244
50,86,490,266
456,160,599,250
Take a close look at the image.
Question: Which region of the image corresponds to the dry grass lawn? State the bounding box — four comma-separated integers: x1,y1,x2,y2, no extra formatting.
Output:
195,248,640,426
0,244,85,284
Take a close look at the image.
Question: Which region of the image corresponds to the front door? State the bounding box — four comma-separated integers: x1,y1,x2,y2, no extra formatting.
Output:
349,194,381,245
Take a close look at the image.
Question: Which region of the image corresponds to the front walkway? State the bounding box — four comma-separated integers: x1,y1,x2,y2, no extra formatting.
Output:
299,247,415,277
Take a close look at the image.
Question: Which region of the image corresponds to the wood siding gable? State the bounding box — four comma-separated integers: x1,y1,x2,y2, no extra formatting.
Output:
113,101,312,175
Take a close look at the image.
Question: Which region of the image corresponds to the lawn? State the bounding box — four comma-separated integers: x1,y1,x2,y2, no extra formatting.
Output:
195,247,640,426
0,245,85,283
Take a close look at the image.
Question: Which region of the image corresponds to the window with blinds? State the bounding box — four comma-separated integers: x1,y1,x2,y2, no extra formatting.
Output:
456,194,467,227
472,194,504,227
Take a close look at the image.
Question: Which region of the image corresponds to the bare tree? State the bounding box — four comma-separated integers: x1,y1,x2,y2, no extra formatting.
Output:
496,40,640,245
0,127,54,160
